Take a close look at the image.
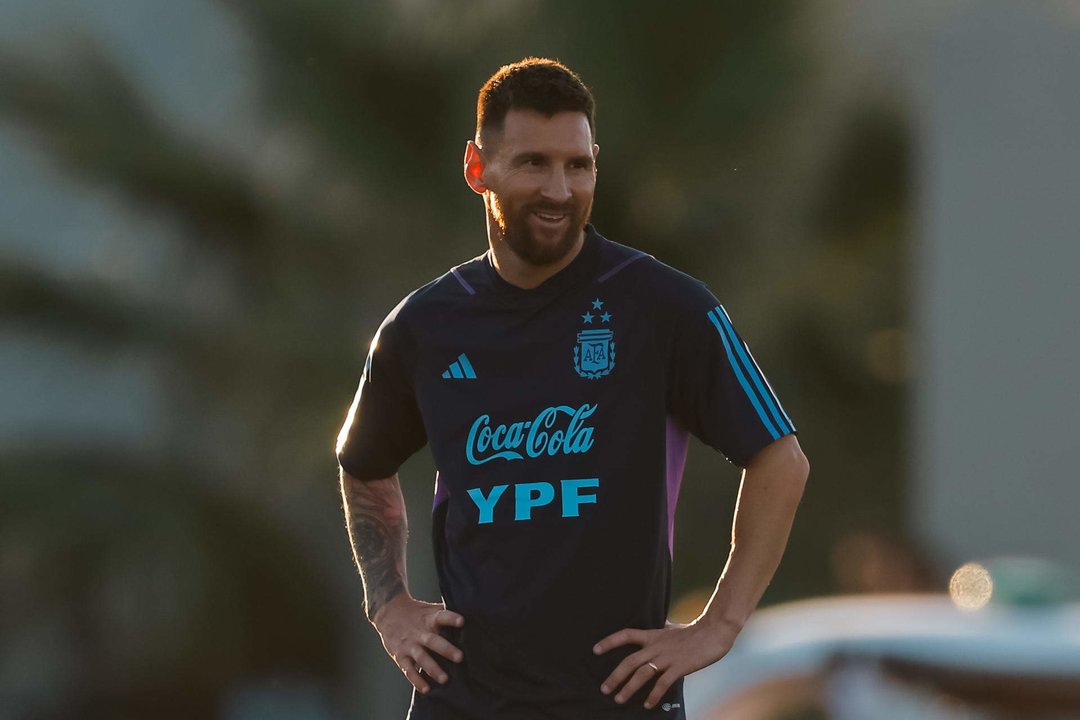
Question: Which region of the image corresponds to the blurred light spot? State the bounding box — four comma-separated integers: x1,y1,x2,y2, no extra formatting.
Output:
949,562,993,610
865,327,910,382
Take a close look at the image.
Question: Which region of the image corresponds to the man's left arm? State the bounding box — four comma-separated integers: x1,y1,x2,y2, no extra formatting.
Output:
593,434,809,710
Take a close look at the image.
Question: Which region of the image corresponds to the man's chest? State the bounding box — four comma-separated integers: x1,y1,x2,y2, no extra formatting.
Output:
412,291,667,473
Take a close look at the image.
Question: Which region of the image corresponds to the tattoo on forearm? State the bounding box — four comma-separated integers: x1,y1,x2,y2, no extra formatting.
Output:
340,472,408,622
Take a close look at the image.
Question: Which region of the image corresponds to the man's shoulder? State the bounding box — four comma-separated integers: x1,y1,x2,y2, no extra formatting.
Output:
593,232,713,309
390,252,489,317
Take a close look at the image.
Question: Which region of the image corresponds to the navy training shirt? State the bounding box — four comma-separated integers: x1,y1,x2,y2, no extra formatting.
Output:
337,226,796,720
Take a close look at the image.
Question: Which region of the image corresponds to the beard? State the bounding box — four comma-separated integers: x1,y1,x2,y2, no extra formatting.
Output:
487,192,592,267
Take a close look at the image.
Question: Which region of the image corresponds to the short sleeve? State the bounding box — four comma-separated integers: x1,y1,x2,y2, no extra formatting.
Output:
336,300,427,480
667,288,796,468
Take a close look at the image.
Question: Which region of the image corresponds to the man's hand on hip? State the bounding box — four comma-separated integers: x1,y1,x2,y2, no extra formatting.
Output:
372,592,465,695
593,617,740,710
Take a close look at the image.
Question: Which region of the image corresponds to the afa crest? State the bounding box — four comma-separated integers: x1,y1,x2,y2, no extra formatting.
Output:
574,329,615,378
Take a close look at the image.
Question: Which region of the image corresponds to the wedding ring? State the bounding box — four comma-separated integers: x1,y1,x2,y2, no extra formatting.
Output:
647,662,661,673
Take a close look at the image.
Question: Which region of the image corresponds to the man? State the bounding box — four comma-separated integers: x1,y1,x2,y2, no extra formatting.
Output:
337,58,808,720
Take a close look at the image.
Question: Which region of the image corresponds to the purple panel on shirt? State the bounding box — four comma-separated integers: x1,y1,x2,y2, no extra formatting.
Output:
433,470,450,511
451,267,476,295
665,417,690,557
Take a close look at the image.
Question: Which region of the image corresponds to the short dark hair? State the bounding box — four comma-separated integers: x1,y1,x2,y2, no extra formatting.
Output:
476,57,595,146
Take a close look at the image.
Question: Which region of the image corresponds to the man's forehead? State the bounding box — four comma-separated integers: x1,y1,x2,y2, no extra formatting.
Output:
492,108,594,156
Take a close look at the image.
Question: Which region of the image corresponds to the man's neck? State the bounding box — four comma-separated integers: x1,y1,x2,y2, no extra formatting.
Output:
486,218,586,290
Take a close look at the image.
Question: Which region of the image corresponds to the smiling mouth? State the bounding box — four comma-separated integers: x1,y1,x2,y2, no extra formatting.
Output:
532,210,569,223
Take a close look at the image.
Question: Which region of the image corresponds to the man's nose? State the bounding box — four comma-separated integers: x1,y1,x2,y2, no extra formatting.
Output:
540,167,572,203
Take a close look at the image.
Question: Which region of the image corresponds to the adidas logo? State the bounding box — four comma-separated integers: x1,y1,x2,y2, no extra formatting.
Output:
442,353,477,379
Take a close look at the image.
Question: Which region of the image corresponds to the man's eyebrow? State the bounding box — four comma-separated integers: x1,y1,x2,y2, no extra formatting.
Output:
508,151,594,167
509,151,547,165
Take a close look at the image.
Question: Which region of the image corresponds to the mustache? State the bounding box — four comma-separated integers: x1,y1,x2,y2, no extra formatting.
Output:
527,203,576,214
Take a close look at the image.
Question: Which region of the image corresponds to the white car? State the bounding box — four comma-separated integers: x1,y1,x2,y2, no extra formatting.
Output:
684,593,1080,720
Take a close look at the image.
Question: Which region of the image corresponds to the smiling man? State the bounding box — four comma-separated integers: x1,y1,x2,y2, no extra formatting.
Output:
337,58,809,720
469,101,596,279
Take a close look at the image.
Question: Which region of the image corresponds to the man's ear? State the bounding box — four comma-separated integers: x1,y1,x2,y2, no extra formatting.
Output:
463,140,488,194
593,143,600,171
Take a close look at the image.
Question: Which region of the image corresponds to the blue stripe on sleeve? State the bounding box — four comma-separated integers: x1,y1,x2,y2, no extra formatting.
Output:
708,309,780,440
716,306,792,435
726,311,796,432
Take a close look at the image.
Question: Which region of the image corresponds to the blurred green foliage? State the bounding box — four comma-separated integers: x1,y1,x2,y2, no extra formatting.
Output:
0,1,911,717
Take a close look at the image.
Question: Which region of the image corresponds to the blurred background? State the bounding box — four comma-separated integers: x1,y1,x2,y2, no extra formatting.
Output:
1,0,1078,718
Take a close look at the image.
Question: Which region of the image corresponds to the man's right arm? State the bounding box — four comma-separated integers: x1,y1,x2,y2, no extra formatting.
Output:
340,470,409,622
339,469,465,694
